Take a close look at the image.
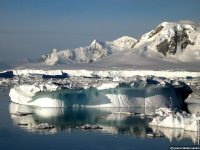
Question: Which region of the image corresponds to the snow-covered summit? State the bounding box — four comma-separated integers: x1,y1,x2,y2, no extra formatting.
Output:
90,39,104,49
111,36,137,49
135,21,200,61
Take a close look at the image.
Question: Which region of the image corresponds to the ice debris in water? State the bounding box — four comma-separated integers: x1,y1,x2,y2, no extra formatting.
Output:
77,124,103,130
33,123,54,130
149,108,200,131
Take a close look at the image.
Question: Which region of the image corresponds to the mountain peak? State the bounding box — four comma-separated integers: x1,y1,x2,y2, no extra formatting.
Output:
136,21,200,60
112,36,137,49
90,39,104,49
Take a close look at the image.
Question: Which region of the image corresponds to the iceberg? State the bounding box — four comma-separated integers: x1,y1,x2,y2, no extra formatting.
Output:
9,78,192,108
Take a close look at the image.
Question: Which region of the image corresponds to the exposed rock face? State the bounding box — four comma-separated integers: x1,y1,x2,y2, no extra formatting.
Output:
135,21,200,61
157,28,195,56
148,25,164,39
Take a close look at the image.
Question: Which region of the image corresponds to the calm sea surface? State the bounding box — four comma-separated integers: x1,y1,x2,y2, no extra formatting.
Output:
0,88,198,150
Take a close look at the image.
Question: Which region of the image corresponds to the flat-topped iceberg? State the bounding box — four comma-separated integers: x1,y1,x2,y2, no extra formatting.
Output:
9,77,192,108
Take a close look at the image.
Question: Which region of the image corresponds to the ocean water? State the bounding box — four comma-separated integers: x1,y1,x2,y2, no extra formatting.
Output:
0,88,198,150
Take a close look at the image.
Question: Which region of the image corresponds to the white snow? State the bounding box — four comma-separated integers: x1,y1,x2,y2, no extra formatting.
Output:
111,36,137,50
149,108,200,131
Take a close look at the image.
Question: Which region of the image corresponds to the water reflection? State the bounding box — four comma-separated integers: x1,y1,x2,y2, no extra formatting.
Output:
151,127,198,144
9,102,198,144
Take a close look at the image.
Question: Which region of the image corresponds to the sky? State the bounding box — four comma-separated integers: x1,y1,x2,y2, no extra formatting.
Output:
0,0,200,62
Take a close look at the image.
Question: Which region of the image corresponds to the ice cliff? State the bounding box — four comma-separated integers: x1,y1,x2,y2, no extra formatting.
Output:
9,76,192,108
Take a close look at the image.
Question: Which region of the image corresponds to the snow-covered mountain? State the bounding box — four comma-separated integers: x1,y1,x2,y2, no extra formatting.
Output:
134,21,200,61
41,36,137,65
41,21,200,66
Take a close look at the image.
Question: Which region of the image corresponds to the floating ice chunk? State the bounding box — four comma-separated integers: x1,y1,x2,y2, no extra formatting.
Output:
33,123,54,130
149,108,199,131
78,124,103,130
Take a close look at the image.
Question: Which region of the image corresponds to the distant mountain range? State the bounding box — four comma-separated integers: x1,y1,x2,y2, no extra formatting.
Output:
41,36,137,65
41,21,200,65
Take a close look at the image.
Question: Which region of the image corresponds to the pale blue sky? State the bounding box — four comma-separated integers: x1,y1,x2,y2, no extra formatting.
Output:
0,0,200,61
